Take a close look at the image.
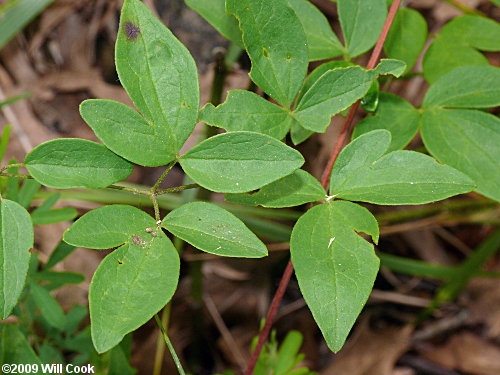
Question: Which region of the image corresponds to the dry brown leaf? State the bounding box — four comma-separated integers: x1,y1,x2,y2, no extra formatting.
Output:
321,319,413,375
420,332,500,375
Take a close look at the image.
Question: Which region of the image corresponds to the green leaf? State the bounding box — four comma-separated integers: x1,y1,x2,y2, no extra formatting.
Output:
0,125,12,164
330,130,476,205
337,0,387,58
31,207,78,226
292,61,352,143
439,15,500,51
421,108,500,202
5,161,19,202
34,271,85,285
0,199,33,319
353,92,420,152
331,129,391,190
225,170,325,208
423,39,488,84
290,121,314,146
179,131,304,193
63,204,180,352
45,241,77,269
200,90,292,139
109,345,137,375
0,92,30,110
80,99,174,167
64,205,156,249
294,67,375,132
423,66,500,109
64,305,88,335
374,58,406,78
0,0,54,49
163,201,267,258
384,7,427,73
287,0,344,61
185,0,243,46
290,201,379,352
1,325,42,368
297,60,352,104
18,179,41,208
29,281,66,330
116,0,199,162
226,0,308,107
25,139,134,189
90,233,179,353
423,16,500,83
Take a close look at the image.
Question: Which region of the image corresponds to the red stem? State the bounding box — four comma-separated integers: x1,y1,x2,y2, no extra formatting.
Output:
244,260,294,375
245,1,402,373
321,0,402,188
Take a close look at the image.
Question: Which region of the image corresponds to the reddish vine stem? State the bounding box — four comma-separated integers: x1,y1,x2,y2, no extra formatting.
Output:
244,1,402,374
321,0,402,187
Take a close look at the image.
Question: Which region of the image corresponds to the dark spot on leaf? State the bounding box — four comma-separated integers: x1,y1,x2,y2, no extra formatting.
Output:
125,22,140,40
118,260,123,265
262,48,269,58
286,55,292,61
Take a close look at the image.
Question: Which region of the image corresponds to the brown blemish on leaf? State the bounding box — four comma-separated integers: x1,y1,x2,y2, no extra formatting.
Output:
132,235,143,245
125,22,140,40
117,260,123,265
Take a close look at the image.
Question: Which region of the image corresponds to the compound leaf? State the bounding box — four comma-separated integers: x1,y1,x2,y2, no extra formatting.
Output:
116,0,199,162
384,7,427,74
291,201,379,352
330,130,475,205
80,99,174,167
185,0,243,46
163,202,267,258
421,108,500,202
294,67,375,132
226,0,308,107
0,199,33,319
200,90,292,139
338,0,387,58
353,93,420,152
423,66,500,109
179,132,304,193
287,0,344,61
25,139,133,189
64,205,157,249
90,233,179,353
225,169,325,208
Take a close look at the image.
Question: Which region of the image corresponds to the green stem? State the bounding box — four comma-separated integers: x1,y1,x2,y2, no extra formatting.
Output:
0,163,25,173
151,161,177,193
154,314,186,375
107,184,151,196
151,194,161,222
156,184,199,196
0,172,31,179
153,305,172,375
